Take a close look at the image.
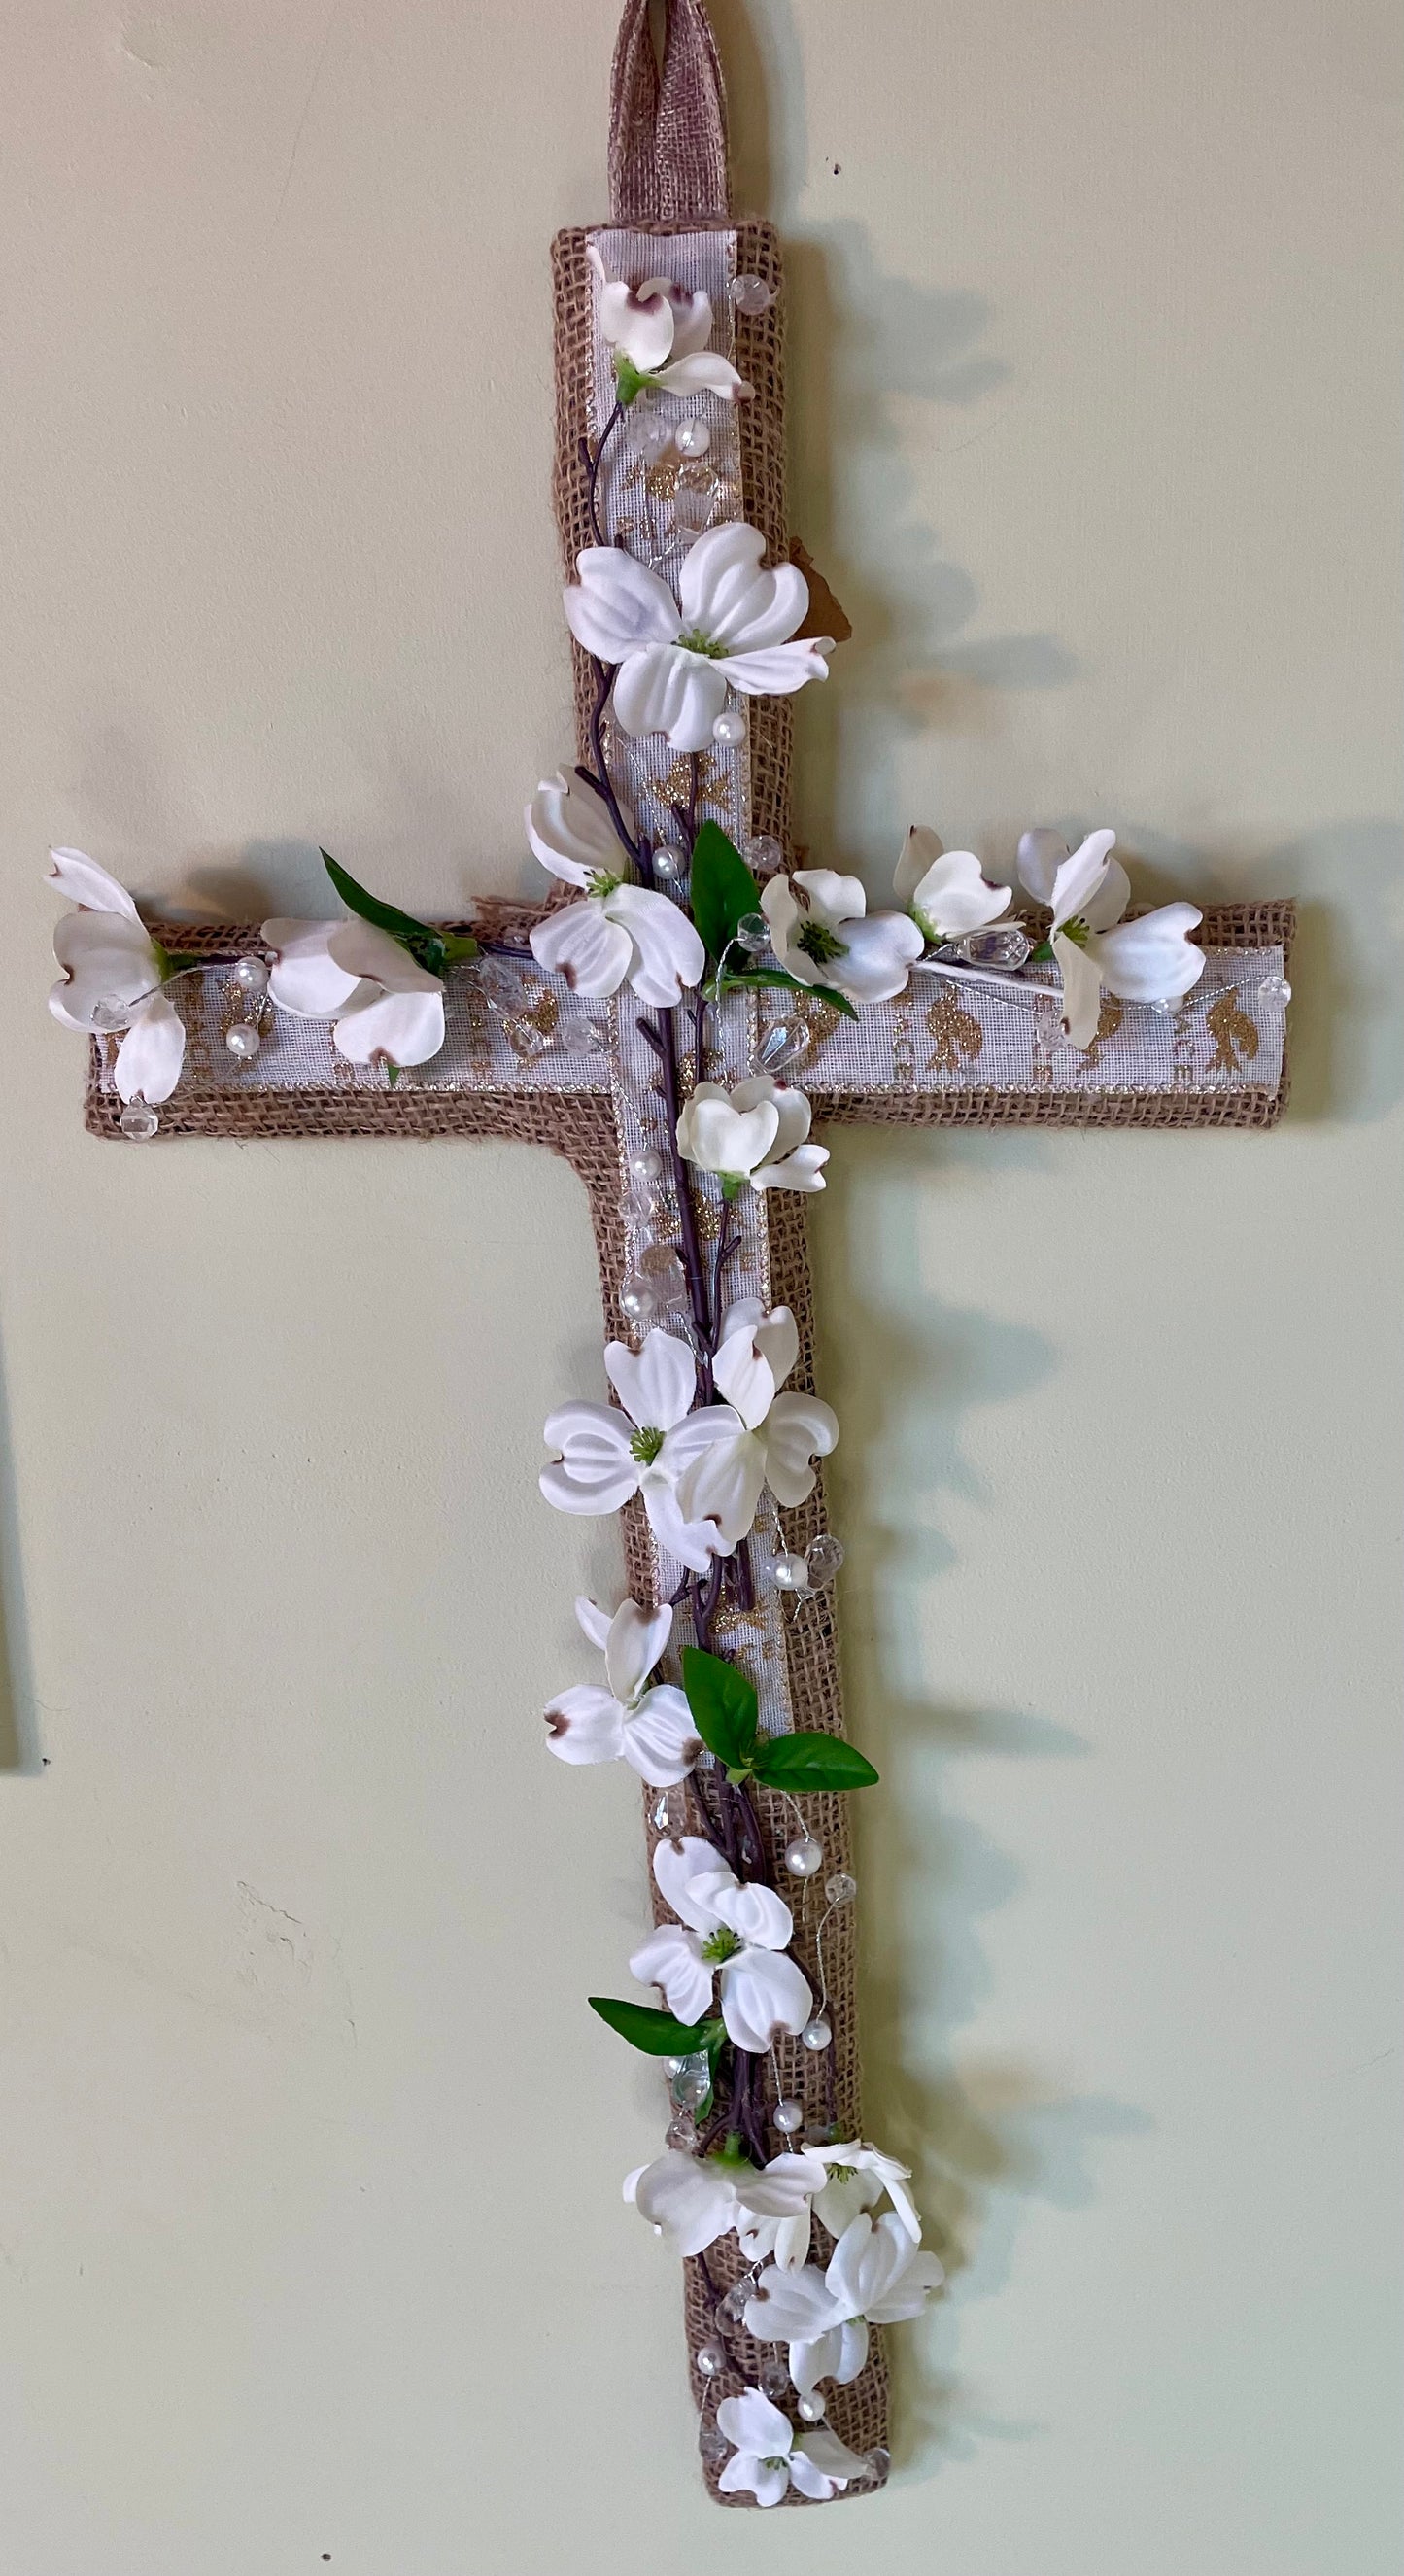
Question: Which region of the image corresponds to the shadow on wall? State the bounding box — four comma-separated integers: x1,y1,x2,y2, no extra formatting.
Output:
0,1329,40,1772
812,1123,1151,2474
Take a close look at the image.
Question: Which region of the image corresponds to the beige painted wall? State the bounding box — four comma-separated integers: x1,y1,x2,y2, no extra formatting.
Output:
1,3,1400,2569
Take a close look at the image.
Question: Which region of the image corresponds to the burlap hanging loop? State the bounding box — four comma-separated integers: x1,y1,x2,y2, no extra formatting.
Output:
608,0,730,223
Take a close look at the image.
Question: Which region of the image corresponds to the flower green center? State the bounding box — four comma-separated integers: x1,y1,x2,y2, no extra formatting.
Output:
629,1425,665,1465
827,2162,857,2186
677,627,726,659
701,1927,742,1964
797,919,846,965
586,870,623,899
1060,917,1090,947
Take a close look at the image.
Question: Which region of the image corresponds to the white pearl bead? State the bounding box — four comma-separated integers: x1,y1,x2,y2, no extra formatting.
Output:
770,1550,811,1595
783,1834,823,1878
772,2098,805,2134
224,1020,261,1061
630,1148,663,1182
712,707,748,747
232,954,269,996
801,2015,833,2052
674,417,711,459
653,846,685,879
796,2393,826,2422
695,2341,727,2378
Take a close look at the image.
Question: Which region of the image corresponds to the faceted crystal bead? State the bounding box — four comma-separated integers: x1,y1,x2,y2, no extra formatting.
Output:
665,2114,698,2152
627,397,673,462
805,1533,845,1589
759,2362,791,2401
119,1100,159,1141
1258,973,1291,1003
735,911,770,954
92,995,135,1032
558,1016,607,1055
669,2051,712,2111
651,1789,678,1833
955,925,1031,970
698,2421,729,2468
753,1020,806,1076
672,465,717,535
475,959,522,1012
673,417,711,460
824,1871,858,1907
718,2280,750,2327
620,1181,659,1226
731,274,776,316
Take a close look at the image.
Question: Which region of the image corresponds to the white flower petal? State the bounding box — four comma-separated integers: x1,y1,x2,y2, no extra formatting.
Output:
1015,826,1068,906
718,2454,789,2507
47,849,141,918
652,352,750,400
710,1879,794,1950
826,910,924,1003
113,994,185,1104
332,984,445,1067
564,547,681,664
543,1685,627,1767
604,1327,697,1433
751,1143,829,1194
761,1392,839,1507
788,869,869,927
620,1685,701,1786
530,898,634,997
325,920,443,995
603,1597,672,1702
644,280,713,360
262,919,365,1018
1052,931,1106,1049
719,1946,813,2051
908,848,1012,941
653,1834,732,1936
711,1321,779,1431
640,1472,729,1574
1048,829,1118,933
715,639,831,698
675,1427,767,1549
1090,904,1206,1002
611,642,727,751
894,824,943,908
717,2387,793,2459
573,1595,615,1654
743,2263,840,2347
629,1922,712,2024
597,276,677,371
736,2153,825,2221
678,523,807,653
526,770,622,887
604,882,706,1003
797,2428,867,2485
789,2325,846,2403
731,1077,813,1163
633,2150,736,2254
676,1090,779,1179
539,1401,637,1514
51,911,161,1027
1080,854,1131,932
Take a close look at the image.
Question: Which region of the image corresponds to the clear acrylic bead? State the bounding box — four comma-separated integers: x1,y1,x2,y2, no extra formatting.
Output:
759,2362,790,2402
753,1020,806,1076
805,1533,844,1589
558,1015,607,1056
1258,973,1291,1003
796,2393,826,2423
651,1789,677,1833
669,2051,711,2111
718,2280,750,2327
1147,996,1174,1016
92,994,136,1032
627,397,673,462
506,1016,553,1059
698,2421,729,2467
119,1099,159,1141
672,467,717,535
620,1181,659,1225
744,834,784,877
666,2113,698,2152
224,1020,261,1061
824,1871,858,1907
475,958,522,1013
731,274,775,317
804,2118,839,2147
864,2445,892,2481
712,706,747,747
735,911,770,954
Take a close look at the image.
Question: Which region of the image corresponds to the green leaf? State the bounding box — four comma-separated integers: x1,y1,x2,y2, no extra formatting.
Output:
688,820,762,962
1027,937,1054,963
587,1997,717,2055
322,850,476,978
725,965,859,1021
681,1647,759,1771
751,1732,880,1793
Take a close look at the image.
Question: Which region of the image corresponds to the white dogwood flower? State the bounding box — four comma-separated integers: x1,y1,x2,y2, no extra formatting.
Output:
564,523,831,755
714,2388,866,2508
624,2147,817,2258
744,2210,945,2403
525,772,705,1005
262,917,446,1067
47,849,187,1105
1016,827,1205,1048
631,1835,813,2052
673,1299,838,1550
675,1076,829,1195
589,246,750,403
894,828,1012,944
737,2138,921,2271
539,1327,739,1575
762,869,924,1004
544,1596,699,1786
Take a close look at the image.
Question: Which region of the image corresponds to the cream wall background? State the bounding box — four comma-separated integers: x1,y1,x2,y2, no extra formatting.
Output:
0,2,1400,2570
